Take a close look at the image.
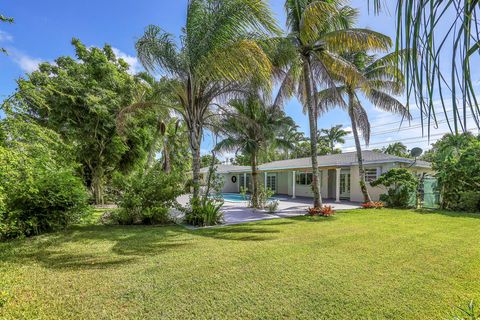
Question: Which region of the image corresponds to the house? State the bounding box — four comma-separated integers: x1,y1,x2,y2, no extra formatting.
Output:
200,151,432,202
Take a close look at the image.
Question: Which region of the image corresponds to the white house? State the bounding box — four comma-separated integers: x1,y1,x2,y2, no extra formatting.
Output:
200,151,432,203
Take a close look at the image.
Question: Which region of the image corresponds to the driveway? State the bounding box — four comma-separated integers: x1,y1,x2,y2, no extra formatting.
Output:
175,195,361,227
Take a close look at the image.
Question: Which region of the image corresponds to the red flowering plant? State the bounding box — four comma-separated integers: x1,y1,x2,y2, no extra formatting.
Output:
307,205,336,217
361,201,385,209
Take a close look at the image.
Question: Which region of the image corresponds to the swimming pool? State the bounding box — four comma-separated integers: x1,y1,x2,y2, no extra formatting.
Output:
212,193,279,203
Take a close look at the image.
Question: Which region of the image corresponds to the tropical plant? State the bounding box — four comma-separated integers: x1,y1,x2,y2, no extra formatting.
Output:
185,198,224,227
318,49,411,203
201,155,221,168
266,200,279,214
271,0,391,208
428,133,480,212
371,168,418,208
135,0,280,203
307,205,335,217
382,142,409,158
318,124,350,153
369,1,480,135
215,95,294,208
5,39,156,204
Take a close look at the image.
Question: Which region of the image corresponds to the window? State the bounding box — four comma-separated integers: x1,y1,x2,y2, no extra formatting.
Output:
365,168,378,182
296,172,316,185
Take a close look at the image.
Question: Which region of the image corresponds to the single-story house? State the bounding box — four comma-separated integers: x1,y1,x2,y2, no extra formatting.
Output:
200,151,432,203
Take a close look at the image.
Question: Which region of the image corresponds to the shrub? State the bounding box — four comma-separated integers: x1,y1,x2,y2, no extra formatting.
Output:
361,201,385,209
266,200,279,214
371,168,418,208
307,206,335,217
111,166,185,225
185,198,224,227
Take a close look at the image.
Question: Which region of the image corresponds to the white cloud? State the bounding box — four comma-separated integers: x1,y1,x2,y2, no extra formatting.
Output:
0,30,13,42
111,47,142,75
10,50,44,73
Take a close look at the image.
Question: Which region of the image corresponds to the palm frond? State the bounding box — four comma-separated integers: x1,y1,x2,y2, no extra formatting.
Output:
365,89,412,120
323,29,392,53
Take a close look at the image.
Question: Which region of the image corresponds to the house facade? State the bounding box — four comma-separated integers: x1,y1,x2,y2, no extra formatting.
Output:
200,151,432,203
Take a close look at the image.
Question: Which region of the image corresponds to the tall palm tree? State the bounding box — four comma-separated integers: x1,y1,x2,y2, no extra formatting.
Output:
318,124,350,152
383,142,408,158
318,49,412,203
271,0,391,208
277,124,306,159
135,0,280,202
216,96,294,208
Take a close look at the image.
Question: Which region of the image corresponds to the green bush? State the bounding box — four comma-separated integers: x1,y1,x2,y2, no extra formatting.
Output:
371,168,418,208
185,198,224,227
108,165,185,225
0,169,90,240
448,191,480,213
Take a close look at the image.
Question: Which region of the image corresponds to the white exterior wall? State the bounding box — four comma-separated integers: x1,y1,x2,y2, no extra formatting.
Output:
277,172,289,195
349,163,396,202
222,173,240,193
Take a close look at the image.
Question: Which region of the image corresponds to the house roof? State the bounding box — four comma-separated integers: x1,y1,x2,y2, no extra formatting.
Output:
200,151,431,174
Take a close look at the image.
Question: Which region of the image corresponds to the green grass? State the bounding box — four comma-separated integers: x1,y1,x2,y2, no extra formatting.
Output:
1,209,480,319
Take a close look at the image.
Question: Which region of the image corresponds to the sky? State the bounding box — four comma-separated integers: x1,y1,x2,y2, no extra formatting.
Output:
1,0,479,160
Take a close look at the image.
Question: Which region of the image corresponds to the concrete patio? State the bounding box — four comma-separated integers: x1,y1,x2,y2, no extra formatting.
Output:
175,195,361,227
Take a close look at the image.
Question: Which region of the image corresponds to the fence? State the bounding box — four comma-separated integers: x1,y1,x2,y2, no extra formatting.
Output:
409,176,441,209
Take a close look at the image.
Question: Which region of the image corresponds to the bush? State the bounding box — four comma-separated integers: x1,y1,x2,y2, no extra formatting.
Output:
0,170,90,240
371,168,418,208
266,200,279,214
448,191,480,213
185,198,224,227
307,206,335,217
110,166,185,225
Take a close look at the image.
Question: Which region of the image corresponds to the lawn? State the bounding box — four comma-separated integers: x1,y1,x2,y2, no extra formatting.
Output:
1,209,479,319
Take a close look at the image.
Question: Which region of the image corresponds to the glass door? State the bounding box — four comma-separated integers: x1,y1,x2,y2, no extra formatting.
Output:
340,172,351,199
266,174,277,193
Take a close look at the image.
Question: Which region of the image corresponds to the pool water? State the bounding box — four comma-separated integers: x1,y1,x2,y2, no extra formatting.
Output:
212,193,279,203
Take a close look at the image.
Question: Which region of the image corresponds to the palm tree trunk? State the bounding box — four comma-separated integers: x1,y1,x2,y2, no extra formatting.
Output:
162,141,171,173
190,121,202,201
251,151,260,208
348,90,372,203
303,57,322,208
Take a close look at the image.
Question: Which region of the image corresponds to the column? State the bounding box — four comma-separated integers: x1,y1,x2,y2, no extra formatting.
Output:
264,172,268,190
292,171,296,199
336,168,341,203
243,173,247,190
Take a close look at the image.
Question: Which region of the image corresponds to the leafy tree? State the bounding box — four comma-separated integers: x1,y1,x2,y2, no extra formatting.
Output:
135,0,280,202
201,155,221,168
428,133,480,211
6,39,155,204
318,124,349,153
318,49,410,203
0,14,13,54
272,0,390,208
216,95,294,208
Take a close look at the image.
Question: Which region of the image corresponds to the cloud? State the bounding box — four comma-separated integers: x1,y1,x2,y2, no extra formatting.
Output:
0,30,13,42
111,47,142,75
9,50,44,73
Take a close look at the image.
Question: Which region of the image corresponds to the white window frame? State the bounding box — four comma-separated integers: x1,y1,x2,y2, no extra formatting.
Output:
365,168,379,182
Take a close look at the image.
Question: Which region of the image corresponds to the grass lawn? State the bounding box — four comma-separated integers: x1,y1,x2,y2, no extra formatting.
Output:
1,209,480,319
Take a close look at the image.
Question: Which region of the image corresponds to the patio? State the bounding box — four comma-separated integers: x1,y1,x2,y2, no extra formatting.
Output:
176,195,361,227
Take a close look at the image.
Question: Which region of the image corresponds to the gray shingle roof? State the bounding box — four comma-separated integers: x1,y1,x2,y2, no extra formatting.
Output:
200,151,431,174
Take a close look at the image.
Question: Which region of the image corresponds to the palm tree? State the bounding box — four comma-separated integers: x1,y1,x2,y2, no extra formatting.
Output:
135,0,280,202
318,124,350,153
318,49,411,203
277,124,306,159
216,95,294,208
271,0,391,208
383,142,408,158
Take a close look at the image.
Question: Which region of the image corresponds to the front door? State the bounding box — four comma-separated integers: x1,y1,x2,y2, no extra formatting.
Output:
266,174,277,193
340,172,351,199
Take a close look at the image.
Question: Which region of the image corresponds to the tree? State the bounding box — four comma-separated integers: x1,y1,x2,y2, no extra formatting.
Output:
201,155,221,168
216,95,294,208
135,0,280,202
370,1,480,135
0,14,13,54
318,49,411,203
318,124,349,153
6,39,155,204
272,0,390,208
383,142,409,158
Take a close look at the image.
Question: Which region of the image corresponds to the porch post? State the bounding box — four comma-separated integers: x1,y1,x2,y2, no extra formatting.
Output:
264,172,268,190
335,168,341,203
292,171,296,199
243,173,247,190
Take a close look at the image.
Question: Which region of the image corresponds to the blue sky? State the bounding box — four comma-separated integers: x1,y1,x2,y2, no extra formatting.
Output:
1,1,479,159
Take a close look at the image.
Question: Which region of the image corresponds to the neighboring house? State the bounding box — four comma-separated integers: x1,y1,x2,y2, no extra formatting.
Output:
200,151,432,202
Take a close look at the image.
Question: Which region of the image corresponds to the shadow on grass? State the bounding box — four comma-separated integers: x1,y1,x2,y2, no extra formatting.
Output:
0,220,289,270
415,208,480,219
